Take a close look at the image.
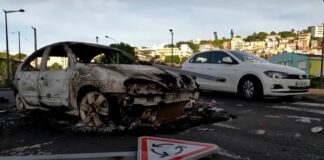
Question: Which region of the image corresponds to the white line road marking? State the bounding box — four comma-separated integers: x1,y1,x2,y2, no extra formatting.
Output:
292,102,324,108
215,147,250,160
286,115,321,123
266,105,324,115
213,123,240,130
265,115,321,123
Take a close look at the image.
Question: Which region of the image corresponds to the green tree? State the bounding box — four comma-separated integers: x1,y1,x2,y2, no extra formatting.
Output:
109,42,136,56
270,31,277,35
212,39,224,47
278,31,295,38
164,55,180,64
48,62,62,70
12,53,27,60
164,44,176,48
256,32,268,41
245,32,268,41
199,40,211,45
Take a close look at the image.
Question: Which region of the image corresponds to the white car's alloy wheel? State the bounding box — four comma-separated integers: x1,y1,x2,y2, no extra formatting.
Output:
79,91,109,127
243,80,255,98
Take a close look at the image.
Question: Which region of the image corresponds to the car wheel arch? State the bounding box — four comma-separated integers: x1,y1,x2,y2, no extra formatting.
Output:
76,85,100,106
237,74,264,95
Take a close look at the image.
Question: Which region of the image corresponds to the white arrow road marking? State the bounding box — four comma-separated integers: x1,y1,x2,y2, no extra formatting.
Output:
266,105,324,115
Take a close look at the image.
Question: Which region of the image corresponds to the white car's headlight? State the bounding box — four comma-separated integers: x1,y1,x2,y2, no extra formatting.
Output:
264,71,288,79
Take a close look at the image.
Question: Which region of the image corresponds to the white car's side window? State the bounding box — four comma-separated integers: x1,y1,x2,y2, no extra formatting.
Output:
189,52,212,63
212,51,232,64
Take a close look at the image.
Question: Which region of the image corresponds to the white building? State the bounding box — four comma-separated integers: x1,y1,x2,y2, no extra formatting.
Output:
265,35,280,49
310,25,324,38
199,44,214,52
179,44,193,57
230,37,245,50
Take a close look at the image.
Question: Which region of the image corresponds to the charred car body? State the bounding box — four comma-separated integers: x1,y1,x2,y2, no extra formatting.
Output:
13,42,200,127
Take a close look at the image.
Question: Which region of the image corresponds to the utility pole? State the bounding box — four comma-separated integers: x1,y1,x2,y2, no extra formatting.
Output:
18,31,21,61
169,29,174,67
3,9,24,85
31,26,37,67
320,23,324,88
213,32,218,40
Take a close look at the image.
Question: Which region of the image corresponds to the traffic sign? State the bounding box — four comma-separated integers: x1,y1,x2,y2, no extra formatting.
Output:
138,136,219,160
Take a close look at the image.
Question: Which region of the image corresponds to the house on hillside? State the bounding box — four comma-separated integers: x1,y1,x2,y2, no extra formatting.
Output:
268,52,324,77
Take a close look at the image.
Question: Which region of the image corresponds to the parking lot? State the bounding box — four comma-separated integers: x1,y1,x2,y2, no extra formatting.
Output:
1,90,324,160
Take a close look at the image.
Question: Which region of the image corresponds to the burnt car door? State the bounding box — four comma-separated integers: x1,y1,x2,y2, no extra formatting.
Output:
16,48,45,106
38,44,71,107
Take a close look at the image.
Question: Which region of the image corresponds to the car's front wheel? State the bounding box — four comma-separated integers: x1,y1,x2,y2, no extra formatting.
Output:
240,77,262,99
79,91,109,127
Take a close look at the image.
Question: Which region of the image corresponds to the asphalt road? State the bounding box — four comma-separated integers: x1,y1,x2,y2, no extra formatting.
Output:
0,91,324,160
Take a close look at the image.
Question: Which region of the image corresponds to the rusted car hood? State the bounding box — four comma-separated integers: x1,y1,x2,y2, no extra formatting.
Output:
96,64,177,79
95,64,193,89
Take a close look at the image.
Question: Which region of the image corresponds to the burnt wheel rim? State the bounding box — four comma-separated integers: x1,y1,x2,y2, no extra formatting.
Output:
79,91,109,127
243,80,254,98
16,94,24,111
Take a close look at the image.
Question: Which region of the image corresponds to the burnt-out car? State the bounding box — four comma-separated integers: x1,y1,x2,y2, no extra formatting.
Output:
13,42,200,127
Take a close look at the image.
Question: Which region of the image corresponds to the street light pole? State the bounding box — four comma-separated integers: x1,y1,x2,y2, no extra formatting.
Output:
18,31,21,61
320,23,324,88
169,29,174,67
31,26,37,51
3,9,24,85
31,26,37,67
96,36,99,44
13,31,21,61
105,35,118,44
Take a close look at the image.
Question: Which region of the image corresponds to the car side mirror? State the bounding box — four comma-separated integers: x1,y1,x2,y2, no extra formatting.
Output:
222,57,233,64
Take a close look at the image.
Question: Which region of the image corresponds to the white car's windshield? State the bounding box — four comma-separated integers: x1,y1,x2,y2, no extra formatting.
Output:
229,51,268,63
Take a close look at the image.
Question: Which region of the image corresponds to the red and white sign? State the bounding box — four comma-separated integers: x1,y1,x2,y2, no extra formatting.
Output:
138,136,218,160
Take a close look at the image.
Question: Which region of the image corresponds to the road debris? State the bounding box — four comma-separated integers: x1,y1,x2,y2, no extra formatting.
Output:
294,133,302,138
251,129,267,135
310,126,323,134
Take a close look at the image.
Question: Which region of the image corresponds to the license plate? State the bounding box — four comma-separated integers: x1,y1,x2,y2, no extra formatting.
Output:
296,81,307,87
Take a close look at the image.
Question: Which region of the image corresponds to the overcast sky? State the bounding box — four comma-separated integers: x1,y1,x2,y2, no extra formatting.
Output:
1,0,324,55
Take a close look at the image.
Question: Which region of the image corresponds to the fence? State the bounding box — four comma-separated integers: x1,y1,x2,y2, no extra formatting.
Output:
0,58,21,88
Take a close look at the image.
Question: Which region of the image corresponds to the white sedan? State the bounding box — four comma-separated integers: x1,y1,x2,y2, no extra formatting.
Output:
182,50,310,99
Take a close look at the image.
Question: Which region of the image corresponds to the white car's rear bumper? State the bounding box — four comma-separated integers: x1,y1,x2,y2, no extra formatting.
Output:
263,78,310,96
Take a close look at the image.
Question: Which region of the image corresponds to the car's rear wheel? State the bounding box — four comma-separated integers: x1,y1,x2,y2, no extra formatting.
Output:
15,93,25,111
240,78,262,99
79,91,109,127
